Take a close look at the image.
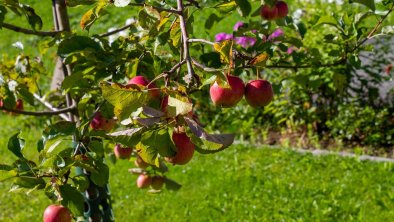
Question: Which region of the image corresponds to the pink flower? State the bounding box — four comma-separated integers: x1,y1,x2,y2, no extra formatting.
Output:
268,29,284,41
287,46,297,55
235,36,256,48
233,22,244,31
215,32,233,42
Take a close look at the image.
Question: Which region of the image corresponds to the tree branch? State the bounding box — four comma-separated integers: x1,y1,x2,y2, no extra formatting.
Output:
33,93,70,121
0,105,76,116
188,38,215,46
98,24,134,38
177,0,199,86
1,23,62,37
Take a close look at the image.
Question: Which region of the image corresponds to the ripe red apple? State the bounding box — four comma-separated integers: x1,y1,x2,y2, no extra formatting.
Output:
90,112,116,132
15,99,23,110
128,75,160,98
209,75,245,108
276,1,288,18
165,132,195,165
136,174,152,189
260,4,278,20
43,204,72,222
134,155,149,169
245,80,274,107
151,176,165,190
114,144,133,159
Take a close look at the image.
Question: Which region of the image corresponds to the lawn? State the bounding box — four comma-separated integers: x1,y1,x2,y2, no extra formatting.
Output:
0,116,393,222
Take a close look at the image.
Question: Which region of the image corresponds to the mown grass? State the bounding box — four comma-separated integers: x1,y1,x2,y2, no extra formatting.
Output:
0,115,393,222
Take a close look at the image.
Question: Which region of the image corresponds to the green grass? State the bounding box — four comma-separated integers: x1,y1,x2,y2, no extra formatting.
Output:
0,115,393,222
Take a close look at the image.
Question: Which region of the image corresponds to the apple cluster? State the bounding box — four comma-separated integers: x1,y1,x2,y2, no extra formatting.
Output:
210,75,274,108
260,1,289,20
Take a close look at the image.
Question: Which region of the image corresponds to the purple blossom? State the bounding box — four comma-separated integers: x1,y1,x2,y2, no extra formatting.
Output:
235,36,256,48
233,22,244,31
287,46,297,55
215,32,233,42
268,29,284,41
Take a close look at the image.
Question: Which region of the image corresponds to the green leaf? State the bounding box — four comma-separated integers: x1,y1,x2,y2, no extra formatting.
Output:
107,128,145,148
1,87,16,109
66,0,97,7
213,40,233,64
59,184,85,217
215,1,237,14
88,140,104,157
0,5,7,27
44,121,77,137
0,170,17,182
143,129,176,157
136,129,177,166
58,36,102,58
184,117,235,154
350,0,375,11
21,5,42,31
15,85,34,106
80,2,107,30
43,135,73,157
169,20,182,48
315,15,338,27
12,177,45,190
235,0,251,17
138,7,160,30
72,175,90,192
167,96,193,117
7,132,25,159
90,162,109,187
100,81,150,120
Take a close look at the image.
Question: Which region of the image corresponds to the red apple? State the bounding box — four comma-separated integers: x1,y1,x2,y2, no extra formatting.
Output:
260,4,278,20
136,174,152,188
151,176,165,190
43,204,72,222
90,112,116,132
245,80,274,107
165,132,195,165
276,1,288,18
128,75,160,98
15,99,23,110
114,144,133,159
134,155,150,169
209,75,245,108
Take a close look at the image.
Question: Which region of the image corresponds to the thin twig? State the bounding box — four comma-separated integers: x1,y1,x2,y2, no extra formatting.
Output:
0,105,76,116
166,59,187,74
129,3,181,14
33,93,70,121
188,38,215,46
2,23,62,37
146,60,187,87
98,24,134,38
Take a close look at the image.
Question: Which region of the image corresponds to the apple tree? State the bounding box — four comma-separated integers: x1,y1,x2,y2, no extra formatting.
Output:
0,0,392,221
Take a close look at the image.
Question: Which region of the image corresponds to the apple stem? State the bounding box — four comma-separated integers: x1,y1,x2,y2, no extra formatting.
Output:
256,68,260,80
